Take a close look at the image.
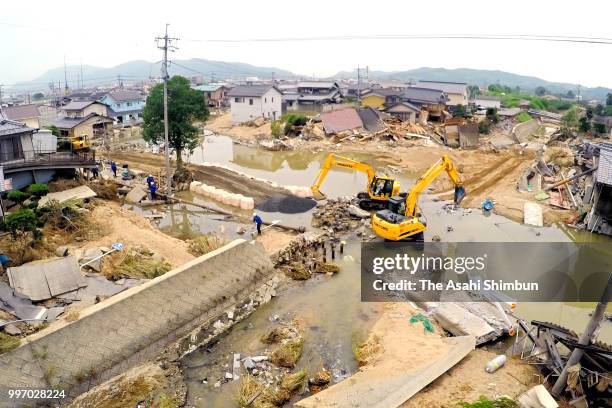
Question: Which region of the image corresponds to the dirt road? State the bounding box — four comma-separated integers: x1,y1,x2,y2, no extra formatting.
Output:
113,151,287,203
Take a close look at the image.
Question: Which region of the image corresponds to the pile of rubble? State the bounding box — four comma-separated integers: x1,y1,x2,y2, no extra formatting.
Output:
311,197,370,233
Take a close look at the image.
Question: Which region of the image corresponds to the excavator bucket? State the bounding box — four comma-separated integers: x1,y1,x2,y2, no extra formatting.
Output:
311,188,327,200
454,186,466,206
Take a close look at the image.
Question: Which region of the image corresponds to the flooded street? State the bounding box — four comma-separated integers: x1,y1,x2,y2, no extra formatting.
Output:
141,135,612,406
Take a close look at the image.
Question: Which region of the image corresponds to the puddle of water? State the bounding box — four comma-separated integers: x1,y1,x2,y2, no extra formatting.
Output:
147,134,612,405
182,239,379,407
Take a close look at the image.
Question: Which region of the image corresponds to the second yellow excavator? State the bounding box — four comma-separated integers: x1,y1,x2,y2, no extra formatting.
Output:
371,155,466,241
311,153,400,210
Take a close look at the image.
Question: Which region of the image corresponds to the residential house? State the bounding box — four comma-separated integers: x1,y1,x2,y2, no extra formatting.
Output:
66,89,108,102
228,85,282,124
283,81,343,112
193,84,231,108
385,102,420,124
0,118,96,190
61,101,108,118
370,81,410,92
416,81,468,108
1,104,42,129
361,89,404,110
99,90,145,125
470,95,501,110
51,114,113,141
401,87,449,122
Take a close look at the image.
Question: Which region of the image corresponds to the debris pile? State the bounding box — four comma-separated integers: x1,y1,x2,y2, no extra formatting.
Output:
515,320,612,406
312,198,369,233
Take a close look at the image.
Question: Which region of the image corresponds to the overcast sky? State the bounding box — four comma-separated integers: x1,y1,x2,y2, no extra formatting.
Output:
2,0,611,87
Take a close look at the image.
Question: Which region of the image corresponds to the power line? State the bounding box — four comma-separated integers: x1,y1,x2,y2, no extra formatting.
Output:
181,33,612,45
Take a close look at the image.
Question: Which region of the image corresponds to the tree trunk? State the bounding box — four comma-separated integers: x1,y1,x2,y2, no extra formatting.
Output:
175,149,183,169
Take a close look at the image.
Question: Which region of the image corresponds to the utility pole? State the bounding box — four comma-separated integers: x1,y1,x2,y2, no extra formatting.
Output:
63,56,69,95
356,65,361,104
551,274,612,396
156,24,179,196
80,61,84,89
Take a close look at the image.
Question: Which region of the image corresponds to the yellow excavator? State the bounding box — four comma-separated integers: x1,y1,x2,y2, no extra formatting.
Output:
371,155,466,241
311,153,400,210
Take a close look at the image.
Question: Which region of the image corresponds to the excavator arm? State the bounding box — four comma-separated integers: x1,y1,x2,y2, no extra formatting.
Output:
404,155,465,216
311,154,376,199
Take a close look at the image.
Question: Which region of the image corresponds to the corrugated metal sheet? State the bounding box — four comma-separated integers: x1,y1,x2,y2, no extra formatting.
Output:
596,143,612,186
321,108,363,134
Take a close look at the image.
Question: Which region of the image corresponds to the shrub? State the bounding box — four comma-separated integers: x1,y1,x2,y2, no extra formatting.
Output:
459,396,517,408
516,112,531,123
478,120,492,134
6,190,30,203
2,208,42,265
4,209,39,240
271,120,282,138
27,183,49,198
0,333,20,354
594,123,608,133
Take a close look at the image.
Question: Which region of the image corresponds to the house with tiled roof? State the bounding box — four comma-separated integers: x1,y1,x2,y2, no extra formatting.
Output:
416,80,468,108
99,90,145,125
1,104,42,129
228,85,282,124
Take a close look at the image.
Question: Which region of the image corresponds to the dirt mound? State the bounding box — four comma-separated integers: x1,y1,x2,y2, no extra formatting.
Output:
256,194,316,214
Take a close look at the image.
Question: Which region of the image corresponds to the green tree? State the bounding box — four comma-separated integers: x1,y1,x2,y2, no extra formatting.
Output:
485,107,499,124
566,90,575,99
606,93,612,106
32,92,45,101
595,104,604,115
142,76,209,167
579,117,591,133
478,120,492,134
535,86,547,96
3,209,41,264
467,85,480,98
46,125,60,137
560,107,580,136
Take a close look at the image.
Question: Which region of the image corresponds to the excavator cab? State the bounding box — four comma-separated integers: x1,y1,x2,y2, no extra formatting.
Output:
369,177,396,200
371,155,465,241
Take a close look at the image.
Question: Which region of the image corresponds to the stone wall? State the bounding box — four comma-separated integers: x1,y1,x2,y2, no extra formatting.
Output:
0,239,275,399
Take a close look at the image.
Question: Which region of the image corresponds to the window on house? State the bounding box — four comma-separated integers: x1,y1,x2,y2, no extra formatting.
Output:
272,97,274,102
265,98,267,103
235,97,240,103
127,102,132,107
0,135,24,162
249,99,253,105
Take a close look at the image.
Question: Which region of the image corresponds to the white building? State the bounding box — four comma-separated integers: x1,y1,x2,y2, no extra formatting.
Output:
228,85,282,124
470,95,501,110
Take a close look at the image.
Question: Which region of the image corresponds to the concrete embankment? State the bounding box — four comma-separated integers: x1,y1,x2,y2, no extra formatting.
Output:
0,239,278,399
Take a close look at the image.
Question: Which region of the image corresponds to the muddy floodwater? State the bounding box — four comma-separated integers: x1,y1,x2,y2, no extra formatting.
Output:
143,135,612,406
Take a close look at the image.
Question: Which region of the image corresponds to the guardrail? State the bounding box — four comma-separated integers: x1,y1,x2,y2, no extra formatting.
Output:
0,150,97,170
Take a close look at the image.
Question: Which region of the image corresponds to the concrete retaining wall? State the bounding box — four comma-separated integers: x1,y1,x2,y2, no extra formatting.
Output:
0,239,275,397
513,119,539,143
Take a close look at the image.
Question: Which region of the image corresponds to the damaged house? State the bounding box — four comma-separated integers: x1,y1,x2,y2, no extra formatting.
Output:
283,81,343,112
401,87,449,122
586,143,612,235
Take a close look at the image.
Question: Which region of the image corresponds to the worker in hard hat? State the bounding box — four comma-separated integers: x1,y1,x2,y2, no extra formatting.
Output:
253,212,263,235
